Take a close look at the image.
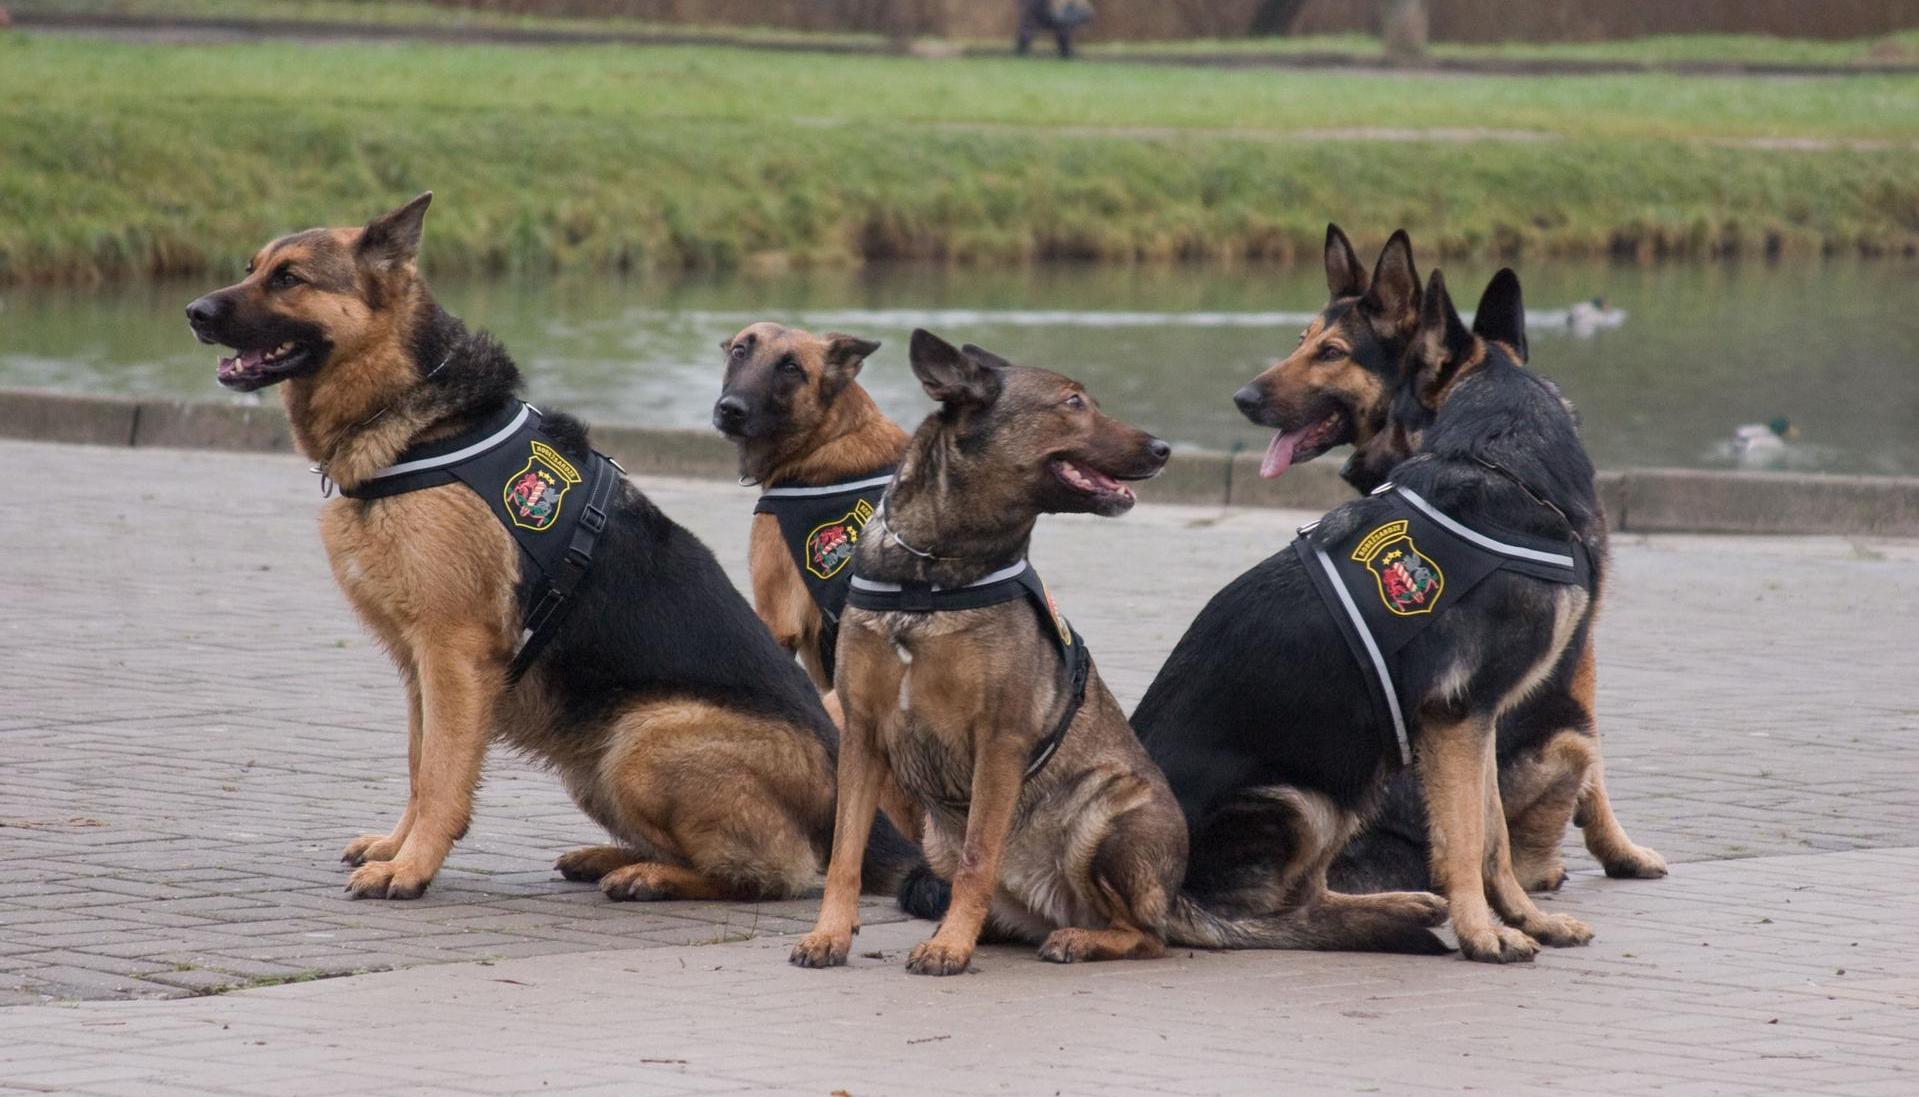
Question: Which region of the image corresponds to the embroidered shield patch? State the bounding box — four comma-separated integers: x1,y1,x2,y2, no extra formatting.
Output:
804,499,875,580
1352,519,1444,616
1038,576,1073,647
503,441,583,532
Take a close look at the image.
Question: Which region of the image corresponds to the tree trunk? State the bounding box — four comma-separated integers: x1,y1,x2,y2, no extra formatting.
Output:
1379,0,1428,60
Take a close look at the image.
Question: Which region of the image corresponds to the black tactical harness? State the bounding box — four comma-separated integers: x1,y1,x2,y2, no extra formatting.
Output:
751,470,894,681
846,560,1090,787
1294,481,1595,766
338,400,619,682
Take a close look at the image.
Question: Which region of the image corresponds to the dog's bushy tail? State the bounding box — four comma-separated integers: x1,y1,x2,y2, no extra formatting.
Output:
1165,894,1450,955
895,861,951,921
857,813,926,898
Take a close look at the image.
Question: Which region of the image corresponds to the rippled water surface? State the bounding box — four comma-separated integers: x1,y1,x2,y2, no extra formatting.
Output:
4,260,1915,473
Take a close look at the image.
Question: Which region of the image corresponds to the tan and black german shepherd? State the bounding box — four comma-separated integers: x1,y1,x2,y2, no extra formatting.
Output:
712,322,908,691
1230,225,1665,895
792,329,1448,975
184,194,917,902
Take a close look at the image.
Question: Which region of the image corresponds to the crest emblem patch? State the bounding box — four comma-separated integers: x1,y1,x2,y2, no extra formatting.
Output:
503,441,583,532
1351,519,1444,616
1038,576,1073,647
804,499,875,580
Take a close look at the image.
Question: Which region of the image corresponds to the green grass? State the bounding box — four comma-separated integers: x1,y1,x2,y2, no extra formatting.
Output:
2,33,1917,283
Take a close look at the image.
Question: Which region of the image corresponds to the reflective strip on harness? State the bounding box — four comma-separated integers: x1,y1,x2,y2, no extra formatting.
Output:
1310,545,1412,765
361,403,532,484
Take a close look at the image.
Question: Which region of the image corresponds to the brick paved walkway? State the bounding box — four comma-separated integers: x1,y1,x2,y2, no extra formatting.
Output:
2,439,1916,1095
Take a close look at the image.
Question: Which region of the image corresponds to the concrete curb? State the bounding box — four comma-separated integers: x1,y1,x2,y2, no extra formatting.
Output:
5,387,1915,537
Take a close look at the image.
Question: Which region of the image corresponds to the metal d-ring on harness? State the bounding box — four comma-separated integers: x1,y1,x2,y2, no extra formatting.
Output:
1294,478,1595,767
845,559,1092,795
336,399,622,683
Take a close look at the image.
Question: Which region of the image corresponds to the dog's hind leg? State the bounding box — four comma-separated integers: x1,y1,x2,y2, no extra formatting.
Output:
346,627,502,900
1039,795,1179,965
1477,738,1593,948
1500,730,1591,892
555,845,644,883
343,663,423,867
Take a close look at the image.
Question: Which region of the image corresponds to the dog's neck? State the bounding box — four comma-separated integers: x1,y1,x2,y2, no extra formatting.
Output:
746,383,907,488
284,299,517,492
859,428,1037,589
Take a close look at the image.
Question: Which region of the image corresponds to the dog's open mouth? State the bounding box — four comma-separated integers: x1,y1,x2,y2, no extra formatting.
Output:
216,342,314,392
1051,458,1145,505
1260,409,1351,479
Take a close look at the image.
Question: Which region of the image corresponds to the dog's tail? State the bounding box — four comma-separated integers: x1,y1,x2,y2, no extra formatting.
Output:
895,860,952,921
1164,893,1450,955
857,812,927,898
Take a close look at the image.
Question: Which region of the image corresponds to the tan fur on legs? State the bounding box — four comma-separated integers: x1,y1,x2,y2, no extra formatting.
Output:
1564,640,1668,879
1500,730,1592,892
343,664,423,866
750,514,828,688
1420,718,1538,963
595,699,831,902
792,627,903,967
554,845,640,882
346,621,503,899
1475,741,1593,949
1039,923,1167,964
823,688,924,844
906,731,1030,977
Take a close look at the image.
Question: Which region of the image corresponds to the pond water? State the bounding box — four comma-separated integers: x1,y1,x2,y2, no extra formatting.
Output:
3,259,1915,475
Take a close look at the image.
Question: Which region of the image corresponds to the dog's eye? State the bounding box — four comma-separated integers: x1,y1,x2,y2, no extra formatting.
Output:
1317,344,1346,362
730,344,747,360
1064,393,1086,410
271,268,303,290
778,357,802,374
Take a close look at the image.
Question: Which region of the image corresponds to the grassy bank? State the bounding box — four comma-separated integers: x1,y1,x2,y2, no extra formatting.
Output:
3,33,1918,283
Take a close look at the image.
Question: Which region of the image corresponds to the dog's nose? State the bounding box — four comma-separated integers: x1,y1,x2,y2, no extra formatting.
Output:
713,395,749,428
1147,438,1172,463
1232,384,1264,417
185,295,225,337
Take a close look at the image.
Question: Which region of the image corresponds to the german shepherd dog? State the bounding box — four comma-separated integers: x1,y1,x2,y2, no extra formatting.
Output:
712,322,908,691
1232,226,1664,895
1135,270,1608,962
791,330,1448,975
184,194,916,902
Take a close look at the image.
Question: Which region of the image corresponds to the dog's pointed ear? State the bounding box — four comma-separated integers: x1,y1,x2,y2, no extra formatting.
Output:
910,329,1000,407
1361,229,1420,338
1324,223,1367,300
1412,269,1477,409
1470,268,1527,363
357,192,432,272
822,333,881,379
959,343,1014,373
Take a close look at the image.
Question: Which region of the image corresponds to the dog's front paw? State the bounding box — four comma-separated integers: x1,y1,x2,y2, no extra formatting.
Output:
790,930,853,969
341,833,402,866
906,938,973,976
345,860,431,900
1602,844,1669,880
1456,924,1538,964
1520,911,1592,948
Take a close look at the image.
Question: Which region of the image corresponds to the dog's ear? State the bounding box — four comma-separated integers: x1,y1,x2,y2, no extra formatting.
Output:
357,192,433,272
910,329,1001,407
959,343,1014,372
1412,269,1477,408
1470,268,1527,363
1324,223,1368,300
1360,229,1420,338
822,333,880,379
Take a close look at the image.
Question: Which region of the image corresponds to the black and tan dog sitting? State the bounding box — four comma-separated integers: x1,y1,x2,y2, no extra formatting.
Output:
184,194,917,903
1136,269,1605,962
791,330,1448,975
712,322,907,692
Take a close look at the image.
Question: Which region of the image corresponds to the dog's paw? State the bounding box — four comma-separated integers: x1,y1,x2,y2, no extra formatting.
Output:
1517,862,1570,893
1037,928,1100,964
789,930,853,969
345,860,431,900
906,938,974,977
1521,912,1593,948
599,864,673,902
1379,890,1450,927
341,833,402,866
1456,924,1538,964
555,845,630,883
1602,844,1669,880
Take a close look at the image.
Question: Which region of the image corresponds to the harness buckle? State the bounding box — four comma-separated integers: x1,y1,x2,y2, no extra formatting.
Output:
899,583,936,613
580,504,608,534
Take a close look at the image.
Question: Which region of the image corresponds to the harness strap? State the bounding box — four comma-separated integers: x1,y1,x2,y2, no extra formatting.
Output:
508,456,616,683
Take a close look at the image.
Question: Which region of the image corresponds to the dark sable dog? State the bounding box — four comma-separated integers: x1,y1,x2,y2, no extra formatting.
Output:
1233,226,1663,894
791,330,1447,976
1135,270,1608,963
184,194,917,902
1328,274,1665,894
713,322,907,690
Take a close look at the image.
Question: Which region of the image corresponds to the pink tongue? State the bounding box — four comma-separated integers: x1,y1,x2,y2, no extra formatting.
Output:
1261,430,1304,479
